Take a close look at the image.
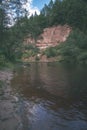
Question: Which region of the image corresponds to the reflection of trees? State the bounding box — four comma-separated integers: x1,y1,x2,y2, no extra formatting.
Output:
38,63,69,97
11,63,87,119
67,66,87,101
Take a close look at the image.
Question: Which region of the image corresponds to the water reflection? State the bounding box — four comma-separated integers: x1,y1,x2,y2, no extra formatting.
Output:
11,63,87,130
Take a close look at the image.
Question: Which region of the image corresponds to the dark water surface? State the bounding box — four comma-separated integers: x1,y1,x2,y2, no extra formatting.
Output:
11,63,87,130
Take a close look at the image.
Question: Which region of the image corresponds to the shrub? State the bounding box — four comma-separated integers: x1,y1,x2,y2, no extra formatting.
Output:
77,52,87,63
44,47,57,58
35,56,40,61
0,53,5,66
58,29,87,63
23,45,40,58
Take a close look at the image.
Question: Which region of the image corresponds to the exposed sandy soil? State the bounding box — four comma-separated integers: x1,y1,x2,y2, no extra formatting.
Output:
24,25,71,49
23,25,71,62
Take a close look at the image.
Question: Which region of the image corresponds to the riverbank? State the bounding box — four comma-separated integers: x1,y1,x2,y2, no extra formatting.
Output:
0,69,22,130
22,54,62,63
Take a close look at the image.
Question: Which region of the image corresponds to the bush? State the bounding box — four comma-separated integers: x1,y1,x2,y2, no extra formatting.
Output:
24,45,35,50
35,56,40,61
58,29,87,63
0,53,6,66
44,47,57,58
77,52,87,63
23,46,40,58
67,29,87,49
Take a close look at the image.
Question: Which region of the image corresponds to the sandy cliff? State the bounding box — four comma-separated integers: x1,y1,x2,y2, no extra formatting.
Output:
24,25,71,49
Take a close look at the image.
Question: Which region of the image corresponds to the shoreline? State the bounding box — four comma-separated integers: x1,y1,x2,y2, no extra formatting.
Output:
0,69,22,130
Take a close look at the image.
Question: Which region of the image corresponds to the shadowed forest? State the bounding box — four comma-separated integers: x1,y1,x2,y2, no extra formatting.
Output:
0,0,87,65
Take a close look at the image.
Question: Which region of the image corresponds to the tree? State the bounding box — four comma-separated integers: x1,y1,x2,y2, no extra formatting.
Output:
0,1,9,51
0,0,29,61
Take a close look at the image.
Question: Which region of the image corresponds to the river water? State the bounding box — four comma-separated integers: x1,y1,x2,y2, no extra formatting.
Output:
11,63,87,130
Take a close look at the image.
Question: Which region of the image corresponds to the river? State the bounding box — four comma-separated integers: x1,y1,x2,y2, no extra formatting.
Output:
10,62,87,130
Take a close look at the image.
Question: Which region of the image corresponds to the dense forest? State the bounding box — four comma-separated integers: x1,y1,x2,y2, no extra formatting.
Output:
0,0,87,65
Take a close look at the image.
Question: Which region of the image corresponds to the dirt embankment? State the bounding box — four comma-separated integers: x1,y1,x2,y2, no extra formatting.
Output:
24,25,71,49
23,25,71,62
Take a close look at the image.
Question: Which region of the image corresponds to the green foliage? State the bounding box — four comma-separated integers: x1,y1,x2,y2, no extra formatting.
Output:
0,1,30,63
0,53,5,66
50,0,87,31
19,0,87,46
77,52,87,64
0,0,87,64
0,53,14,69
44,47,58,58
35,56,40,61
58,29,87,63
42,29,87,64
22,45,39,58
